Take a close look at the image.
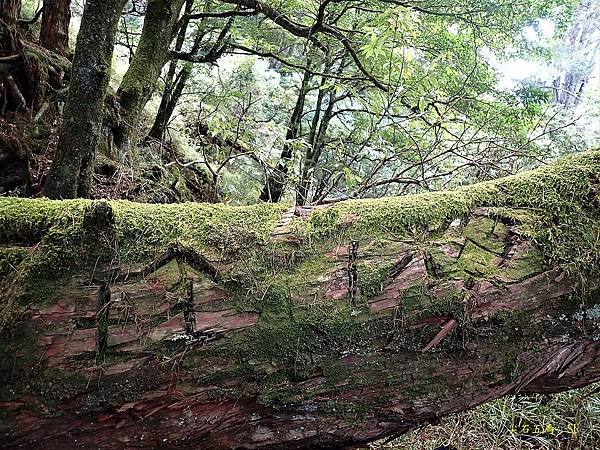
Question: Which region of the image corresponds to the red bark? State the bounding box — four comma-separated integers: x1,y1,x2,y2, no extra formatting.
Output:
0,0,20,23
40,0,71,55
1,152,600,449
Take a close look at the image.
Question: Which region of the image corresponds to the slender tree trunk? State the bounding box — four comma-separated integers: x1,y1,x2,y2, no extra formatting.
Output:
297,86,338,206
259,69,312,202
146,64,191,142
297,58,346,206
2,151,600,449
43,0,125,199
145,0,194,144
40,0,71,55
115,0,185,151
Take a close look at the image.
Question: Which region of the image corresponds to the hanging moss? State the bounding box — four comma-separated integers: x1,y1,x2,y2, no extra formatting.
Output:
0,247,29,278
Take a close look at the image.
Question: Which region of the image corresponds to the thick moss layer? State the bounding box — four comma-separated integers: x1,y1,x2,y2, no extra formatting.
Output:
0,151,599,333
304,150,600,273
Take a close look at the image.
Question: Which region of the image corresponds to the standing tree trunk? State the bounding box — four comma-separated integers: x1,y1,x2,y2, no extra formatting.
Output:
297,87,341,206
0,0,21,54
40,0,72,55
43,0,125,199
551,0,600,109
146,63,191,143
259,68,312,202
0,0,20,22
145,0,194,144
2,151,600,449
114,0,185,151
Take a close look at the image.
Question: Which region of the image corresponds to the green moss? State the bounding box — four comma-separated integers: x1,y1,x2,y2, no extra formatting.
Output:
305,150,600,274
455,241,500,278
0,198,91,244
357,259,397,297
0,247,29,279
462,217,508,254
502,247,547,281
112,200,288,263
1,151,599,340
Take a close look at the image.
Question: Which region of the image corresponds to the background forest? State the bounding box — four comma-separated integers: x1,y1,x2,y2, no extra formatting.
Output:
0,0,599,448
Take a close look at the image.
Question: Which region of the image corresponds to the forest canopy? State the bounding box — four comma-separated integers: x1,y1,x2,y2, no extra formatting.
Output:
0,0,598,204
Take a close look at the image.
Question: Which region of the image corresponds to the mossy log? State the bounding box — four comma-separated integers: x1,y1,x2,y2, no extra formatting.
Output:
1,151,600,449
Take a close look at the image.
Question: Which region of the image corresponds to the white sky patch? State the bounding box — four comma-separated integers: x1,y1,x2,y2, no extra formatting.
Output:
523,19,556,41
482,19,558,91
498,59,548,89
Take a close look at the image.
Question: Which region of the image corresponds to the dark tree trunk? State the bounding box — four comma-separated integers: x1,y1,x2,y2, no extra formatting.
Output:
259,69,312,202
297,58,347,206
0,0,21,55
0,0,20,23
114,0,185,151
2,151,600,449
40,0,71,55
43,0,125,199
145,0,194,144
146,64,191,143
297,87,338,206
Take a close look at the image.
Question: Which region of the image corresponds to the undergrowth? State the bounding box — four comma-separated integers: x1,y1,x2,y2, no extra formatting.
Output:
372,383,600,450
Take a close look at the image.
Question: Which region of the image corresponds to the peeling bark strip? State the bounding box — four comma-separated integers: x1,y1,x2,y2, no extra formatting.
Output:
1,151,600,449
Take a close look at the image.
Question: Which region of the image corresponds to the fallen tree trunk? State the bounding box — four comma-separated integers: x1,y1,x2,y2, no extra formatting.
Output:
1,151,599,449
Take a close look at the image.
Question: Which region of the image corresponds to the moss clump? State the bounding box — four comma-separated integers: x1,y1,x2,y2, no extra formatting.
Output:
357,259,398,297
304,150,600,274
112,200,288,263
0,247,29,279
0,198,91,245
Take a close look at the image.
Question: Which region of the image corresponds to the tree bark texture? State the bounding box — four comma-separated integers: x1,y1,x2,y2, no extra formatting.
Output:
0,0,21,55
40,0,72,55
115,0,185,150
0,0,20,23
1,151,600,449
43,0,125,199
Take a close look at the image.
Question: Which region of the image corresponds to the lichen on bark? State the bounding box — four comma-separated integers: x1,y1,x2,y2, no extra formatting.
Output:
43,0,126,199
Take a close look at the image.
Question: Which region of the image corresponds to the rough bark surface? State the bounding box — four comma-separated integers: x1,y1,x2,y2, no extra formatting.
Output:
0,0,20,23
1,151,600,449
40,0,71,55
115,0,185,150
44,0,125,199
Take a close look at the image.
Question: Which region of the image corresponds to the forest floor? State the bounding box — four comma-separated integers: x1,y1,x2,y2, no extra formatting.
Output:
372,383,600,449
